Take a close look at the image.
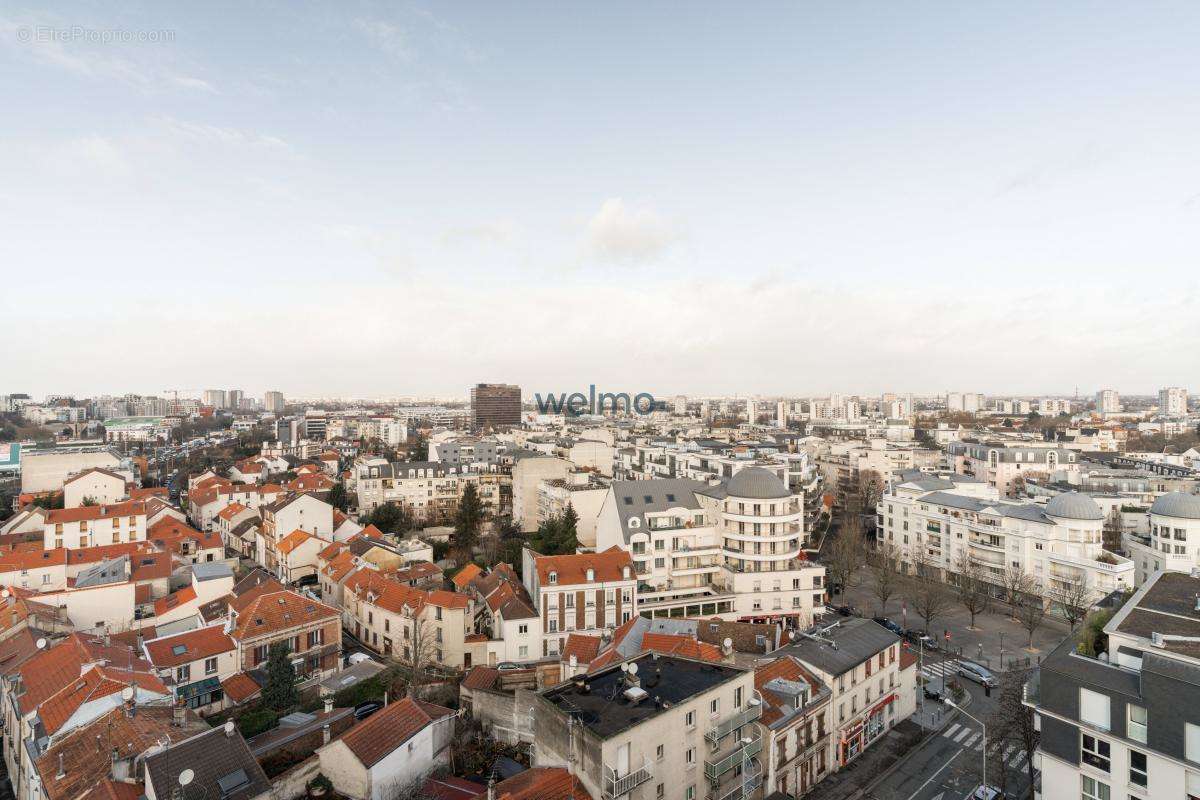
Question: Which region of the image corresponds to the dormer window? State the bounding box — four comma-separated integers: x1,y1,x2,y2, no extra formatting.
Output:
548,571,557,584
586,568,595,582
622,566,631,580
628,518,640,529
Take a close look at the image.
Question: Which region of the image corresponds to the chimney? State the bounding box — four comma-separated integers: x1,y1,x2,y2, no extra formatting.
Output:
57,753,65,780
324,697,333,714
173,703,186,728
322,723,331,745
383,691,388,707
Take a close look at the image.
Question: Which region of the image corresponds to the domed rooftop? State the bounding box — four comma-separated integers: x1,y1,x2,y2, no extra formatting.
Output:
726,467,791,500
1151,492,1200,520
1045,492,1104,521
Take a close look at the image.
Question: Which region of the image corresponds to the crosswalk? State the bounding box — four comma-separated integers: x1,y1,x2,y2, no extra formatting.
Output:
940,723,1031,769
919,660,960,681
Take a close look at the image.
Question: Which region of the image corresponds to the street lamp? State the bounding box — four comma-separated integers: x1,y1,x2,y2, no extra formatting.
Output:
945,699,987,794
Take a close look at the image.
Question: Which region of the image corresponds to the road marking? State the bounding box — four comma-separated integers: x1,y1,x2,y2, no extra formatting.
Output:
963,732,981,749
943,723,962,739
954,727,972,743
904,748,963,800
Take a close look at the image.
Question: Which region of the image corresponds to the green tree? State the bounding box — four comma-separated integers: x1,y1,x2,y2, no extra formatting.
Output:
329,480,350,512
454,482,485,556
367,502,411,534
408,434,429,462
262,641,298,711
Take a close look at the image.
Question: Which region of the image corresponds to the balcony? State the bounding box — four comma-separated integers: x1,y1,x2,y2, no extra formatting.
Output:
604,759,653,798
709,758,762,800
705,694,763,744
705,729,762,780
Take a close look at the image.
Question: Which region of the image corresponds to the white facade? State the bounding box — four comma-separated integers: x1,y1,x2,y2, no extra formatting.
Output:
1159,386,1189,417
1096,389,1121,414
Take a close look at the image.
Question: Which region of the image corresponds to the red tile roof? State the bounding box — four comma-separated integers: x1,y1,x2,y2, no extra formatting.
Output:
534,546,632,586
221,671,262,703
153,586,196,617
144,625,235,668
482,768,592,800
451,563,482,589
638,633,723,662
45,501,146,525
278,529,316,556
334,697,453,767
231,590,338,641
460,666,500,690
562,634,602,665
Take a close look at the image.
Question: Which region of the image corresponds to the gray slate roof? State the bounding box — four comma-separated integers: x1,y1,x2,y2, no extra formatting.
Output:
779,617,900,676
144,726,271,800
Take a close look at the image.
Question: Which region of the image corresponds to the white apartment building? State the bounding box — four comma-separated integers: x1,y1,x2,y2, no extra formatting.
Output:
535,653,762,800
877,474,1134,606
42,500,147,550
537,472,610,549
1096,389,1121,414
1123,492,1200,585
1159,386,1189,417
1027,570,1200,800
350,459,502,523
947,441,1080,497
946,392,983,414
521,547,638,657
594,469,826,626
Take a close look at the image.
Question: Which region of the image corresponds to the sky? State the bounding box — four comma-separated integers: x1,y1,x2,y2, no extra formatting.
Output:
2,2,1199,401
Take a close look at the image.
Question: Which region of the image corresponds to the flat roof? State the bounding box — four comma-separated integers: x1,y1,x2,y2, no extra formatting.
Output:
542,653,745,739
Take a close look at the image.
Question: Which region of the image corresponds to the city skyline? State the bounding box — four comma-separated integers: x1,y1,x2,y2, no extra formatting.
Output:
3,1,1199,396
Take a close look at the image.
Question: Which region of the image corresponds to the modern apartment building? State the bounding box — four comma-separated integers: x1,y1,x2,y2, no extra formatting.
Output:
947,441,1080,496
1159,387,1189,417
471,383,522,432
594,468,825,625
1026,569,1200,800
1124,492,1200,584
351,459,503,523
533,652,763,800
263,390,285,413
1096,389,1121,414
202,389,227,409
877,473,1134,606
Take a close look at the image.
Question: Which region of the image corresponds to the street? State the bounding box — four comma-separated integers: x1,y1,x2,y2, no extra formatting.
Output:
865,671,1037,800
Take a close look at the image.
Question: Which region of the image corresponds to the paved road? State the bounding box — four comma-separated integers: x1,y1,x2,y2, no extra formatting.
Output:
865,678,1037,800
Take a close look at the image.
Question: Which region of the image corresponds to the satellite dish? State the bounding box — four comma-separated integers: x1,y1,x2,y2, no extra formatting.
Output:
121,686,135,702
628,662,638,675
620,663,629,673
179,769,194,787
1,589,9,599
723,637,733,650
35,638,47,650
224,720,236,736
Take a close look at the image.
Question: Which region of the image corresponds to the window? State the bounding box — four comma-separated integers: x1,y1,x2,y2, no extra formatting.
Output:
710,698,719,715
1127,705,1147,744
656,744,664,761
1081,734,1110,772
1129,749,1147,788
548,571,557,584
685,748,696,767
1080,688,1111,730
518,624,528,635
1080,775,1109,800
734,687,743,708
685,788,694,800
205,657,218,675
656,786,664,800
1187,723,1200,764
176,665,190,682
519,646,528,658
685,710,695,728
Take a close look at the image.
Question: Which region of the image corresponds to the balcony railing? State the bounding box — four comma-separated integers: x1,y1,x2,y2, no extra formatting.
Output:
705,695,763,745
604,759,653,798
705,731,762,781
709,760,762,800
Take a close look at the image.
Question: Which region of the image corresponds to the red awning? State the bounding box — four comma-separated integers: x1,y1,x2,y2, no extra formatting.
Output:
868,693,897,716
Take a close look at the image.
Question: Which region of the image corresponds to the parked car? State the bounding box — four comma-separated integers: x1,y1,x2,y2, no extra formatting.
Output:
872,617,903,635
832,605,855,617
353,701,383,720
902,629,936,648
968,786,1005,800
957,661,998,688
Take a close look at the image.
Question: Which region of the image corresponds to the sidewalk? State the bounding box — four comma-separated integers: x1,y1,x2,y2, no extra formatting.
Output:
805,720,925,800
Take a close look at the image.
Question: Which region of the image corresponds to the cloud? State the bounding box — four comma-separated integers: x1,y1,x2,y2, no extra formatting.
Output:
153,117,290,151
172,75,217,93
53,135,130,178
440,221,518,247
584,198,677,264
354,18,414,61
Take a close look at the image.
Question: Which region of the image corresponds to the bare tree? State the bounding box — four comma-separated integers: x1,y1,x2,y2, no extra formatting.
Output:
857,469,886,514
868,541,902,617
1103,506,1125,553
398,613,442,692
1017,577,1047,649
986,668,1040,791
1053,576,1092,631
825,511,868,599
905,551,953,634
1003,566,1037,618
952,551,991,629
